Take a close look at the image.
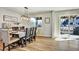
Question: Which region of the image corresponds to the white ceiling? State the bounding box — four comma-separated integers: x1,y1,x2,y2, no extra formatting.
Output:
3,7,79,15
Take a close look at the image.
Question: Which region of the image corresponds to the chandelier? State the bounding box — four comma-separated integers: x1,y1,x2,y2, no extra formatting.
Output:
21,7,29,20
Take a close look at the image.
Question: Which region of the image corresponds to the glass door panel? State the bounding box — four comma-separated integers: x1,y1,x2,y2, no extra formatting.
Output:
60,15,79,36
60,16,69,34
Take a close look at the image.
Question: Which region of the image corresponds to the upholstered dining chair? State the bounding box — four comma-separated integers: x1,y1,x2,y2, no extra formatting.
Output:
32,27,37,41
29,27,33,42
20,28,31,47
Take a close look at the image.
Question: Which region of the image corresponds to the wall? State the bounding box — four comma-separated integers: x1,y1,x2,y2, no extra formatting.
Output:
30,11,52,37
0,8,21,28
52,9,79,38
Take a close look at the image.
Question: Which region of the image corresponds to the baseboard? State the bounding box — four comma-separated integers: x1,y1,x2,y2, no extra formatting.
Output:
36,36,52,38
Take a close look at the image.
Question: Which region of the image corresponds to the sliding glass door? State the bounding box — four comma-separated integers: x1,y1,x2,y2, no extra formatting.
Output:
60,15,79,37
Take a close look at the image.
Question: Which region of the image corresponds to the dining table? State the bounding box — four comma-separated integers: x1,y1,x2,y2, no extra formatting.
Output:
10,31,26,38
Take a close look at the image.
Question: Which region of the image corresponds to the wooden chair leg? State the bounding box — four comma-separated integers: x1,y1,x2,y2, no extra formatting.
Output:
19,39,23,47
28,38,31,43
34,36,36,41
24,40,27,46
21,39,26,47
21,40,24,47
18,40,21,47
3,43,5,51
31,37,33,42
8,45,10,51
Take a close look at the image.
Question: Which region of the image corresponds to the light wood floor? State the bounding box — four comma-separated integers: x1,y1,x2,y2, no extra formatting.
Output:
0,37,79,51
12,37,57,51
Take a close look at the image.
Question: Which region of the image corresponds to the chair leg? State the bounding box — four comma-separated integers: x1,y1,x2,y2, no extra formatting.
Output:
24,40,27,46
8,45,10,51
34,36,36,41
18,40,21,47
28,38,31,43
30,37,33,43
3,43,5,51
20,39,23,47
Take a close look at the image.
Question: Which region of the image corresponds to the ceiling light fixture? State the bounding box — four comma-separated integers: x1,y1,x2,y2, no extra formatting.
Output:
21,7,29,20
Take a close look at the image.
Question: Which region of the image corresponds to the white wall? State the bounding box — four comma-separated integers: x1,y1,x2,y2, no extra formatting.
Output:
30,11,52,37
52,9,79,38
2,7,79,38
0,8,21,28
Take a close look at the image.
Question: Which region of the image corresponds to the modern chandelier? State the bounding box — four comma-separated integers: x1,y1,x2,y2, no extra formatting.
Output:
21,7,29,20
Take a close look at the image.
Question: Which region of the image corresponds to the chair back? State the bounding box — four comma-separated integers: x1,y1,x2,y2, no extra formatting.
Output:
25,28,30,38
30,27,33,36
33,27,37,36
25,28,28,38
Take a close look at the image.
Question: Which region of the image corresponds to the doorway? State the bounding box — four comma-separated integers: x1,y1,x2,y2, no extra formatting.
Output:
30,17,43,36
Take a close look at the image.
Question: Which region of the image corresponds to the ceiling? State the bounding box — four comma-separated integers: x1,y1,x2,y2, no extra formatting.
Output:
3,7,79,15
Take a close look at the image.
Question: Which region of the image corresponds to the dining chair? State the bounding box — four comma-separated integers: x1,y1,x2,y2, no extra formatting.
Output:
26,28,32,43
20,27,37,47
33,27,37,41
0,29,19,51
29,27,34,42
20,28,31,47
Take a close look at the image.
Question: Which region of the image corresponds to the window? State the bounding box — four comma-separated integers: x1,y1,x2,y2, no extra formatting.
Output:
36,17,42,27
30,17,42,27
37,20,42,27
60,16,69,34
30,18,36,27
60,15,79,35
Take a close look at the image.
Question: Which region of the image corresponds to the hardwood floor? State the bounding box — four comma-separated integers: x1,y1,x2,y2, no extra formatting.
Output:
0,37,79,51
12,37,57,51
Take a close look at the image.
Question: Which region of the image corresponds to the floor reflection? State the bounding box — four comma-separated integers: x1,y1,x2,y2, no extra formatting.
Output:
56,39,79,51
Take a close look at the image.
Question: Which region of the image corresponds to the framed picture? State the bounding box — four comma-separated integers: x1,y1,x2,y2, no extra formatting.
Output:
45,17,50,24
3,15,18,22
